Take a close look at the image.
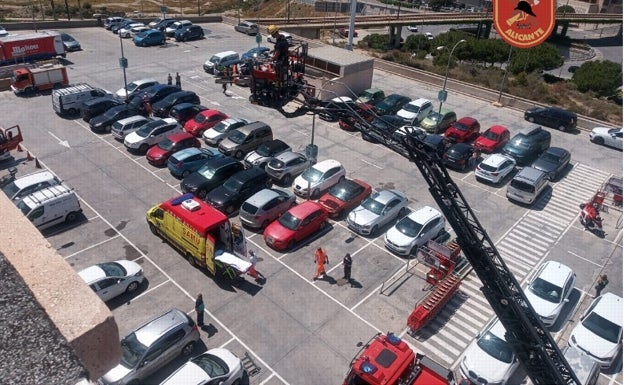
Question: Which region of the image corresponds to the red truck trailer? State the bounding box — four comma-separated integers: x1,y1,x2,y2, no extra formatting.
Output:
0,31,65,65
11,64,69,93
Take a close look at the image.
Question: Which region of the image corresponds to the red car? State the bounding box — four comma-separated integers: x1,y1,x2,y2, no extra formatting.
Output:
263,201,328,250
318,179,372,218
474,125,511,153
146,132,200,166
183,109,229,137
444,116,480,143
339,103,375,131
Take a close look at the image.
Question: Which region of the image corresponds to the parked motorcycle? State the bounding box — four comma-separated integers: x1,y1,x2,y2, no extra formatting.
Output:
579,202,604,237
0,166,17,188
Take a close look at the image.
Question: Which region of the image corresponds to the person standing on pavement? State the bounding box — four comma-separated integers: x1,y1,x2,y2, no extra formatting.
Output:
343,253,352,282
175,72,181,89
167,73,172,85
313,247,329,280
195,293,204,327
248,250,265,281
595,274,608,297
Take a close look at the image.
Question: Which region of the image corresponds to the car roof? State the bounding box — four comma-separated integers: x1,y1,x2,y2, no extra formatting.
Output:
482,153,514,167
166,132,195,142
172,147,202,159
535,260,574,287
275,151,304,162
448,142,473,152
259,139,288,151
372,189,404,204
456,116,478,125
312,159,341,172
13,171,57,189
116,115,148,125
409,98,431,106
407,205,441,224
133,308,188,347
486,125,509,134
246,188,281,206
543,147,569,157
592,293,623,325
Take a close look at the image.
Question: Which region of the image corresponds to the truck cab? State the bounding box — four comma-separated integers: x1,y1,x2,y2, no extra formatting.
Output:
0,125,23,161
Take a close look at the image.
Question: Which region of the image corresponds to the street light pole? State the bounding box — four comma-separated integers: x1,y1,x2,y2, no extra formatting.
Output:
437,39,466,117
119,33,129,104
496,45,514,105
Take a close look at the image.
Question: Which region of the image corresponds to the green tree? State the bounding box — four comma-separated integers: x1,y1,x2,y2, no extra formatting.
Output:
508,43,562,74
401,34,431,54
357,33,389,51
557,5,575,13
572,60,622,96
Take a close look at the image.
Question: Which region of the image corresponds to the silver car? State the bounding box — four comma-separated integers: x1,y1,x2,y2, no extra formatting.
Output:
234,21,259,35
266,151,315,185
202,117,249,146
99,308,200,385
346,189,409,236
239,188,296,229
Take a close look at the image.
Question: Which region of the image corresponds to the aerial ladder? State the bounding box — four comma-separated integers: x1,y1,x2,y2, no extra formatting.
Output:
252,82,582,383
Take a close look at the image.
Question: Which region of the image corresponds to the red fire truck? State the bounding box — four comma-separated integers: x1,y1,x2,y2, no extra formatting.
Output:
343,333,454,385
0,125,23,162
11,64,69,93
0,31,65,65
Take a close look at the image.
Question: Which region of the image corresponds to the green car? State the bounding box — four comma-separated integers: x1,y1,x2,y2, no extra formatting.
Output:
420,108,457,134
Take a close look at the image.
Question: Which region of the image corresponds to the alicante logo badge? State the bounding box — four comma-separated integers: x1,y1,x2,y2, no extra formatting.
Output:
493,0,556,48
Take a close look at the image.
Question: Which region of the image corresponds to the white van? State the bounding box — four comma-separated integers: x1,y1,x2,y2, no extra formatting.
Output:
52,84,109,116
2,170,61,201
203,50,240,74
16,184,82,231
506,167,549,205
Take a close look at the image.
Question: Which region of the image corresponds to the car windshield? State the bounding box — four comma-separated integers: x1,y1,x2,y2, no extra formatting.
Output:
479,162,498,172
97,262,126,277
209,55,221,64
540,153,561,164
228,130,246,144
223,177,244,193
582,311,622,344
162,93,177,104
508,138,531,150
194,113,208,123
278,211,301,230
126,82,140,92
301,167,323,183
426,112,441,122
135,124,155,138
395,216,423,238
2,181,19,198
453,122,469,131
483,130,500,140
212,121,229,133
16,199,32,215
402,103,421,113
157,138,174,151
137,30,149,38
361,196,385,215
104,107,122,118
330,183,360,202
198,164,216,179
529,277,562,303
191,353,228,378
476,331,514,363
119,333,147,368
255,143,274,157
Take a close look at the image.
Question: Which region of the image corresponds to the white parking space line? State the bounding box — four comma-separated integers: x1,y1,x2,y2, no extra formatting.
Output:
360,158,383,169
567,250,603,267
130,279,172,302
63,234,121,259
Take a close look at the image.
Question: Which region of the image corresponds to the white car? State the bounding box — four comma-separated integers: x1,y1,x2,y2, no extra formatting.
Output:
460,318,520,385
384,205,445,256
524,260,576,327
130,25,150,37
293,159,346,199
0,25,8,37
569,292,622,368
396,98,433,124
118,22,145,38
267,31,293,45
78,260,144,302
589,127,622,150
160,348,244,385
475,153,516,184
124,118,182,153
202,118,249,146
425,32,434,40
347,189,409,236
114,78,158,99
407,25,419,32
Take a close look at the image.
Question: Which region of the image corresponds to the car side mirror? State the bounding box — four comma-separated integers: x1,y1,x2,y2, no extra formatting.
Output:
139,360,149,368
564,298,570,303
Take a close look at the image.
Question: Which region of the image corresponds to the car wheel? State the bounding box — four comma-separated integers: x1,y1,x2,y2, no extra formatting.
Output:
593,137,605,145
197,129,205,137
225,205,235,215
234,150,244,159
149,223,158,235
65,211,79,223
287,240,295,250
527,116,535,123
338,175,345,183
557,125,567,132
67,108,77,115
370,225,378,236
197,189,207,199
126,281,139,293
312,188,320,199
261,219,270,228
232,379,241,385
181,341,195,357
282,174,292,185
139,143,149,153
181,170,190,178
187,254,196,267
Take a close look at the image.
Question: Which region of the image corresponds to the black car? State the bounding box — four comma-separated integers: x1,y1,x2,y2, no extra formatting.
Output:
152,91,201,118
128,84,180,111
153,18,177,31
205,167,272,215
180,157,244,199
81,96,124,122
175,25,204,42
524,107,577,132
375,94,411,115
111,19,136,34
530,147,571,180
443,142,478,171
89,105,144,133
318,97,358,122
362,115,405,143
502,125,551,166
169,103,207,124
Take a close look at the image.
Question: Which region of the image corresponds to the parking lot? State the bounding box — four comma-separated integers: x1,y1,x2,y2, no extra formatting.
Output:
1,22,622,385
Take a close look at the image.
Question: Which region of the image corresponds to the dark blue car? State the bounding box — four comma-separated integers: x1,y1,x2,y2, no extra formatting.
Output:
242,47,270,60
167,147,223,178
133,29,165,47
174,25,204,42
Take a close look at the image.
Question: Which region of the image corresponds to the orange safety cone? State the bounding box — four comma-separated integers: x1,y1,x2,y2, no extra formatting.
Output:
16,143,23,152
35,157,42,169
26,151,34,161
